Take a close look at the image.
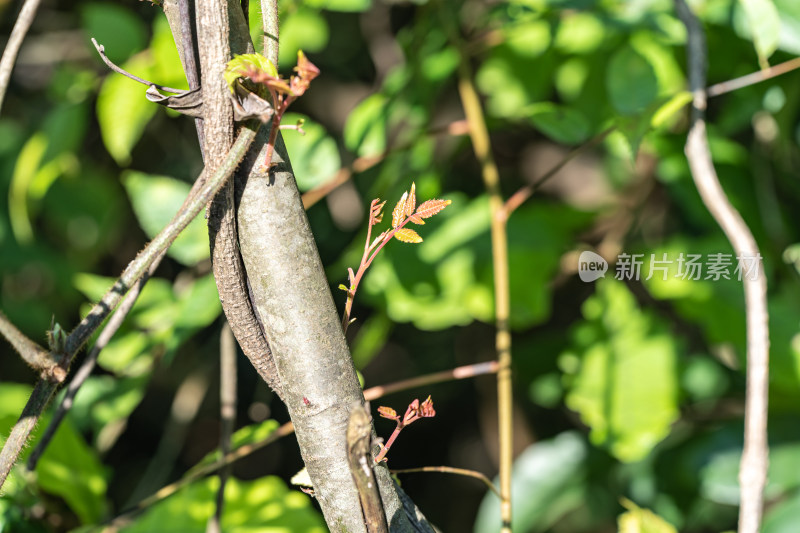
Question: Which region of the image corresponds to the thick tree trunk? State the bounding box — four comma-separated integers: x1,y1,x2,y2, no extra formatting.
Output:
163,1,435,530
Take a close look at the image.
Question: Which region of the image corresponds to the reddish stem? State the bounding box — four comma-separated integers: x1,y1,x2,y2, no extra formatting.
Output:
374,424,403,463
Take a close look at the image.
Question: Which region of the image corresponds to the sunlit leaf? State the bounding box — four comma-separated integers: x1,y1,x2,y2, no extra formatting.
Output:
618,498,678,533
392,191,408,229
415,199,451,219
737,0,781,66
405,182,417,217
394,228,423,243
122,171,209,266
96,53,157,165
561,279,680,462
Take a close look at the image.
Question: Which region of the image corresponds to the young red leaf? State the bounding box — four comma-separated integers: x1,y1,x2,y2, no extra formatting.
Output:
408,214,425,225
391,191,408,229
405,182,416,217
393,228,423,243
415,198,451,219
377,406,399,420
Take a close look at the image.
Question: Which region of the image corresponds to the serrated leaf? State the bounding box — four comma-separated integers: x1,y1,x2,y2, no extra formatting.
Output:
405,182,416,217
392,191,408,228
415,198,451,219
393,228,423,243
409,214,425,225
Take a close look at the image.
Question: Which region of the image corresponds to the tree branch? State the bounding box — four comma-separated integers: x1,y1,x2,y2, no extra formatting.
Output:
0,123,260,492
0,0,42,114
443,7,513,529
0,310,60,378
207,322,237,533
707,56,800,98
26,250,167,470
674,2,770,532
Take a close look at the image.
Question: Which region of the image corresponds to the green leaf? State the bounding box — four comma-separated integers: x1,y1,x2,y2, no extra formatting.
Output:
121,476,325,532
81,3,147,63
281,113,341,192
343,94,389,157
606,45,659,115
68,375,149,450
122,171,209,266
474,432,587,533
96,52,157,165
736,0,781,65
561,279,680,462
174,274,222,329
476,45,555,119
618,498,678,533
554,12,605,54
224,53,277,93
503,19,551,58
528,102,590,144
278,9,329,67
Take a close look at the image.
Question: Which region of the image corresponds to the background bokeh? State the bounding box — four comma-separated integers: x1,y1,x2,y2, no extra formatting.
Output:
2,0,800,531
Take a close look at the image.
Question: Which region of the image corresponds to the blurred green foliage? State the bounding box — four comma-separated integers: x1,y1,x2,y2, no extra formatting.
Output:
1,0,799,531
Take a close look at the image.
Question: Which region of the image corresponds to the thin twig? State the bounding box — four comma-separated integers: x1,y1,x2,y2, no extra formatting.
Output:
504,126,615,216
177,0,205,157
707,56,800,98
301,120,469,210
363,361,498,401
447,9,513,529
109,360,496,522
0,379,57,488
27,251,167,471
392,466,501,498
0,0,43,114
674,2,770,532
0,124,260,492
91,38,187,94
0,310,59,378
208,322,237,533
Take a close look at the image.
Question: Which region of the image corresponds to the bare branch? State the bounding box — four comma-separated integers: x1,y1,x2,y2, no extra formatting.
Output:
301,120,469,210
261,0,279,63
207,322,237,533
91,38,188,94
444,4,513,528
0,379,57,487
708,56,800,98
363,361,498,401
0,310,60,378
64,124,258,358
0,0,43,114
504,126,615,216
0,124,260,492
27,250,167,471
392,466,501,498
177,0,205,157
674,2,770,532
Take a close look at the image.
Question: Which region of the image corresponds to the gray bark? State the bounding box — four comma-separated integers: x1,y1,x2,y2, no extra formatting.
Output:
164,1,434,530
